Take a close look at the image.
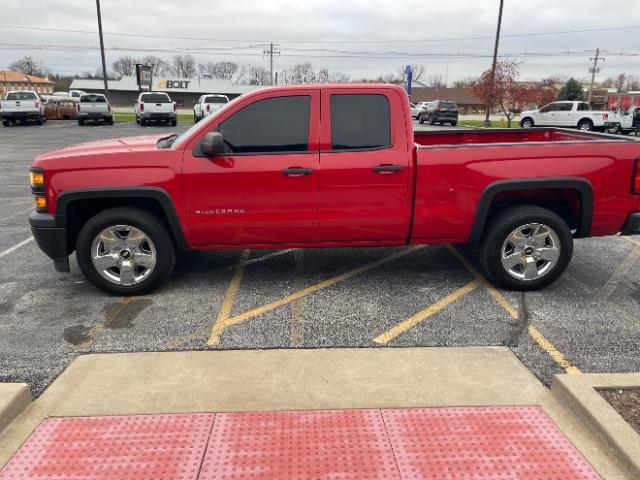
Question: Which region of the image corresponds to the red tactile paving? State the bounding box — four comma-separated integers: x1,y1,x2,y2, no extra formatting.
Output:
0,407,602,480
0,413,215,480
199,409,401,479
382,406,601,480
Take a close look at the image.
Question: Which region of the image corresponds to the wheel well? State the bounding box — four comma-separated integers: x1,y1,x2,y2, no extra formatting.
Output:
483,188,583,236
520,116,533,123
62,197,178,253
578,117,594,125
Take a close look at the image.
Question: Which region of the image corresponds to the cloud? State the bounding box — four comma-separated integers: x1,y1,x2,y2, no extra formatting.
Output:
1,0,639,82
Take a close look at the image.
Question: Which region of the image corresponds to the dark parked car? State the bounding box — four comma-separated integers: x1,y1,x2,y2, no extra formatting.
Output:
418,100,459,126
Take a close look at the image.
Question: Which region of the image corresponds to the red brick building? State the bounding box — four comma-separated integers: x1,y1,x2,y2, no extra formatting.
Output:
0,71,54,97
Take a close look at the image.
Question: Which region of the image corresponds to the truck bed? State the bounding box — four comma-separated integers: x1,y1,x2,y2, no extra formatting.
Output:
413,127,628,147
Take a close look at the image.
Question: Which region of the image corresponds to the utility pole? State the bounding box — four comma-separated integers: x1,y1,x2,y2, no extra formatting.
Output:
263,43,280,85
96,0,109,97
483,0,504,127
587,48,605,105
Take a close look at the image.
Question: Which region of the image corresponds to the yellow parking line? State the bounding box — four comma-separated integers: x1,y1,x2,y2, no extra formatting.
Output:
207,246,424,346
374,280,480,344
207,250,250,346
625,236,640,247
445,244,581,374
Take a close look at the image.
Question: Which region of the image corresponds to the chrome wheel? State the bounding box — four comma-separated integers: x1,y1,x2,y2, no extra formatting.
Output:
91,225,157,286
500,223,560,281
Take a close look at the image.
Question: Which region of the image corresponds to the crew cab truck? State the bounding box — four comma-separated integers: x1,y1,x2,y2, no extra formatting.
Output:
520,101,610,131
193,94,230,122
134,91,177,126
1,91,45,126
28,84,640,295
77,94,114,125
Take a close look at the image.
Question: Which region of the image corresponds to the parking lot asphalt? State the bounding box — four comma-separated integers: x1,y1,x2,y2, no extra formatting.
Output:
1,119,639,397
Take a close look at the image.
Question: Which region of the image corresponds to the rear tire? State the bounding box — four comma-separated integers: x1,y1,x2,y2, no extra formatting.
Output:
36,116,44,125
106,117,114,125
171,119,177,126
140,118,146,126
2,120,9,127
78,119,84,126
577,119,593,131
418,113,425,124
520,118,534,128
429,115,436,125
478,205,573,291
451,121,458,126
76,207,176,295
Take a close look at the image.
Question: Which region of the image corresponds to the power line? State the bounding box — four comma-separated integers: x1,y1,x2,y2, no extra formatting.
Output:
0,23,639,45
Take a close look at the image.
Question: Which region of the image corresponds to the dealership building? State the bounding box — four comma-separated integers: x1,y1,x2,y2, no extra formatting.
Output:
69,76,261,107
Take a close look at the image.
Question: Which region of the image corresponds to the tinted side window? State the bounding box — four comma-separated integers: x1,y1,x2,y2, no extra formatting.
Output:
577,103,590,111
218,95,310,153
557,103,573,111
330,94,391,150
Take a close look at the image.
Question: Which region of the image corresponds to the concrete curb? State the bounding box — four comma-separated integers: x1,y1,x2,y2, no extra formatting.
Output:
551,373,640,480
0,384,31,434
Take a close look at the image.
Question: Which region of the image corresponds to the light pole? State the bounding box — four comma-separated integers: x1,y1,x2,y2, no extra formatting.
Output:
483,0,505,127
96,0,109,98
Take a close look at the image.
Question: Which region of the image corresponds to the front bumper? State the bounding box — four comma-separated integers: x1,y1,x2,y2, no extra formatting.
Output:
621,212,640,235
29,212,70,272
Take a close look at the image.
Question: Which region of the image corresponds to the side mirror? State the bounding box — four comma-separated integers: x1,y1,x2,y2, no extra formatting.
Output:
201,132,225,156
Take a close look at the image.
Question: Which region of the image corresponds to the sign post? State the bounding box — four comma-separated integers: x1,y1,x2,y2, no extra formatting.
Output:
135,64,153,92
403,65,413,97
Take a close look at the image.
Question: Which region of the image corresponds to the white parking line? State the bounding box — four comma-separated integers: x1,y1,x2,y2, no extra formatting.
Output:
0,237,34,258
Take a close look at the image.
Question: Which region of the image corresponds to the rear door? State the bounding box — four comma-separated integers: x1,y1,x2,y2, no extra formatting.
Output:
318,89,412,243
182,90,320,246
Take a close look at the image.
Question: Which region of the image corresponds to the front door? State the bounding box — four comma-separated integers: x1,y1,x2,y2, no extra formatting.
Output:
318,89,412,243
182,91,320,246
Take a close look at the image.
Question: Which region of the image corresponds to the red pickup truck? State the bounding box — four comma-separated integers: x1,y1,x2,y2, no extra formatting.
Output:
29,84,640,295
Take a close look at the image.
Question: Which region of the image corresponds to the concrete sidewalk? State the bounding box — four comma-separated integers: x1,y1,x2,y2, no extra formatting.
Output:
0,347,632,479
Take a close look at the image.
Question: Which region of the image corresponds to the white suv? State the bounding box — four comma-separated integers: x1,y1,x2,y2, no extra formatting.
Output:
135,92,177,126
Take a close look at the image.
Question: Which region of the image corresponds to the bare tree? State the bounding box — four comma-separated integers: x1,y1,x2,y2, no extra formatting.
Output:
8,56,47,76
627,75,640,91
452,77,477,88
237,65,270,85
281,63,316,84
600,77,614,88
140,56,169,76
199,61,238,80
426,74,446,88
614,73,627,92
111,56,137,77
171,53,197,78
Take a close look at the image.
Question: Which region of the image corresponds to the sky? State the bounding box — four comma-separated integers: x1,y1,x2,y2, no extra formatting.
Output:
1,0,640,84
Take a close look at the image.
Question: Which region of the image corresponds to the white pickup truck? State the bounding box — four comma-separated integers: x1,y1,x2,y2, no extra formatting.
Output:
519,101,610,131
134,91,177,126
1,91,45,126
77,93,113,126
193,94,230,122
604,107,639,135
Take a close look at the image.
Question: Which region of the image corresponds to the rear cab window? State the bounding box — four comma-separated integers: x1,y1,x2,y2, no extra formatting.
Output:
330,94,391,150
141,93,171,103
205,96,228,104
439,101,458,109
80,94,107,103
6,92,37,101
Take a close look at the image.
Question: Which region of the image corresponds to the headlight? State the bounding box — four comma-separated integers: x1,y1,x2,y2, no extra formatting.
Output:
30,169,44,188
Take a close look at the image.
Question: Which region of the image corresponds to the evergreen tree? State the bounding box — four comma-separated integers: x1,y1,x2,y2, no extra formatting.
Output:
557,78,585,101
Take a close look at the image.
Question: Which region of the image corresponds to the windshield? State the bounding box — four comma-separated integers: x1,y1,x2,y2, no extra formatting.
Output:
205,96,228,104
141,93,171,103
172,95,240,149
6,92,37,101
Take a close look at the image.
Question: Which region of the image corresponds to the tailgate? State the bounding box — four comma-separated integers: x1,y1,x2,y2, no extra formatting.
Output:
145,102,173,113
1,100,38,112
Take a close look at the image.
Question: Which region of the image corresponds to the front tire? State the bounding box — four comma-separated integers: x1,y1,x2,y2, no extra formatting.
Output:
478,205,573,291
418,113,425,124
76,207,176,295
